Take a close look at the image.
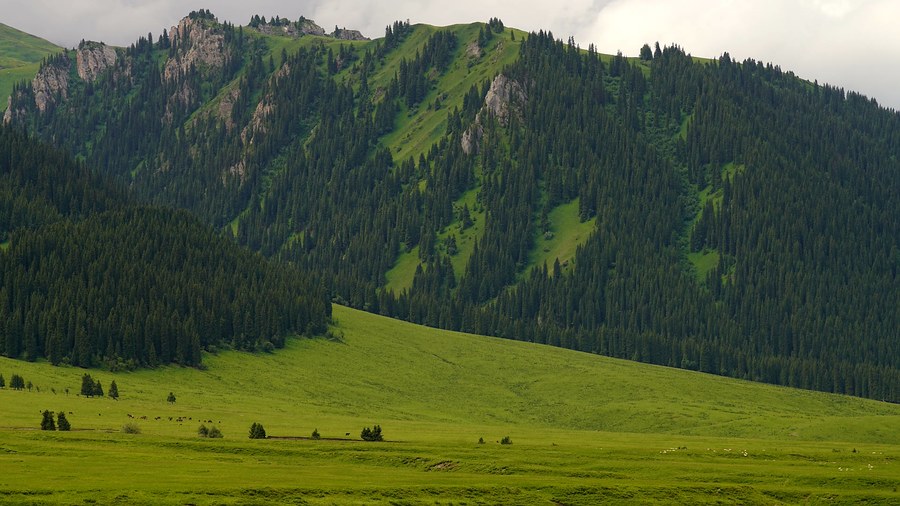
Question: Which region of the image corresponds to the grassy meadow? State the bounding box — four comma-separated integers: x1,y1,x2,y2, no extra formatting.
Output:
2,305,899,504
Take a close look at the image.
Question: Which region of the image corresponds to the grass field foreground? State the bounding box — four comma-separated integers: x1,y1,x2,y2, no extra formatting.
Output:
1,306,899,503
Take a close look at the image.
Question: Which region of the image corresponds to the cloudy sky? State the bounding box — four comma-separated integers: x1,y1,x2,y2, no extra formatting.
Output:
3,0,898,109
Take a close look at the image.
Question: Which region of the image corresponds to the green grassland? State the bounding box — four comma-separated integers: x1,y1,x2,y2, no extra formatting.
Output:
0,23,61,111
2,305,899,504
528,198,596,277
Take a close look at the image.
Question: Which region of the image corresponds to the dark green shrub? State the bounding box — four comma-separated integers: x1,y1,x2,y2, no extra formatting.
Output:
361,425,383,441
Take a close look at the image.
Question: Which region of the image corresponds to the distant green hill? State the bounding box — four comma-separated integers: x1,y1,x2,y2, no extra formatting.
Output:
0,23,61,111
1,305,899,503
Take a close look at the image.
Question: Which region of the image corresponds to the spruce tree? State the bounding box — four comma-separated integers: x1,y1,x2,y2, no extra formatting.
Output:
81,374,94,397
248,422,266,439
108,380,119,399
57,411,71,431
40,410,55,431
0,374,4,388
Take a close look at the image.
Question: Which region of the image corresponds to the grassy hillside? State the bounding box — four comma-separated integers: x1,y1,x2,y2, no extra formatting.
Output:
2,305,899,503
0,23,61,111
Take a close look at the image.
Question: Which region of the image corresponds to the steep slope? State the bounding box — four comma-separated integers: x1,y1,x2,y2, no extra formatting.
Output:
4,13,898,402
0,23,61,112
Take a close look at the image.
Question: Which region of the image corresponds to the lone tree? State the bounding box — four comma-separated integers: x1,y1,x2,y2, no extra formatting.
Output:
249,422,267,439
57,411,71,431
40,410,56,431
361,425,383,441
167,392,176,404
311,428,321,440
108,381,119,399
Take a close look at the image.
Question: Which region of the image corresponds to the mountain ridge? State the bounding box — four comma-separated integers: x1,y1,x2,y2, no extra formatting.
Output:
1,12,897,402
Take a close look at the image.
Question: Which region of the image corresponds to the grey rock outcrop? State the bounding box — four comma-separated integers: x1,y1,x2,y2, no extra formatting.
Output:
257,19,326,37
76,42,118,82
31,55,71,113
483,74,525,126
3,95,24,125
332,28,369,41
461,74,526,155
164,16,228,82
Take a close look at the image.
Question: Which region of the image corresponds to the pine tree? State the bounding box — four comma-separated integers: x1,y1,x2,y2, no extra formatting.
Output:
40,410,56,431
11,374,25,390
108,380,119,399
81,374,94,397
167,392,176,403
57,411,71,431
248,422,266,439
93,380,104,397
0,374,4,388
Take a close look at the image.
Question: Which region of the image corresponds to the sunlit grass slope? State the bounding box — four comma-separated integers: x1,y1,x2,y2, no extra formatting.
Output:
0,23,61,111
1,306,899,504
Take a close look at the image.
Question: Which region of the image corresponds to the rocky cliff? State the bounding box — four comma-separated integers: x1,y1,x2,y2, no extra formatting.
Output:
462,74,526,154
76,42,118,82
164,16,228,81
31,55,71,114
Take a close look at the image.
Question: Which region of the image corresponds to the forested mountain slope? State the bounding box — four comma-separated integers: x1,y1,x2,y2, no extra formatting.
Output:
0,125,331,368
4,12,898,400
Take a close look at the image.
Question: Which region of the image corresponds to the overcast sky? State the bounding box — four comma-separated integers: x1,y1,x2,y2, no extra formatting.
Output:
2,0,898,110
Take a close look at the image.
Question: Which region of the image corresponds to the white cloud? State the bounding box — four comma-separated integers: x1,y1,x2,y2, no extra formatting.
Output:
1,0,897,109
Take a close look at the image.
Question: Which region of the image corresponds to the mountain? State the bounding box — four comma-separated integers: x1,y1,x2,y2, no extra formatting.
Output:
0,23,62,112
2,12,898,401
0,124,331,368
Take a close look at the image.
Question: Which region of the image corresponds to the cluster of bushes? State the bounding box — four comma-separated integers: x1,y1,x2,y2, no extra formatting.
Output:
40,410,71,431
361,425,383,442
198,424,223,438
477,436,512,444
